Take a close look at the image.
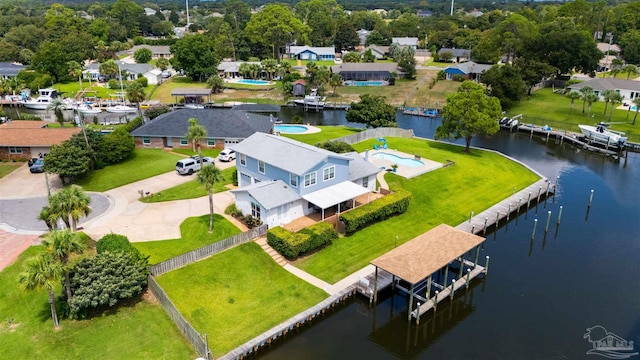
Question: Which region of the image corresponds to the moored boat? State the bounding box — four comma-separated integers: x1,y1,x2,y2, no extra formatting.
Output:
19,88,60,110
578,123,627,148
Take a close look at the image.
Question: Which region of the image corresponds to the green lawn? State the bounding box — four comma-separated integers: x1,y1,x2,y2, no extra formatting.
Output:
0,164,20,179
0,246,195,359
140,166,236,203
75,149,184,192
284,125,363,145
150,77,208,104
294,137,540,283
134,215,242,264
508,88,640,142
156,242,327,356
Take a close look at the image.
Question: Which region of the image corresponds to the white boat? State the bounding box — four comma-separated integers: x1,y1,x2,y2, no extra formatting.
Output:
578,123,627,148
20,88,59,110
184,103,205,109
293,89,325,109
106,104,137,114
77,103,103,115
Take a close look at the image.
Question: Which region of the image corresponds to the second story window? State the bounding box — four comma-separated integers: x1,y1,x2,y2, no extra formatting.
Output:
290,173,298,187
240,154,246,166
304,172,316,187
258,160,265,174
323,166,335,181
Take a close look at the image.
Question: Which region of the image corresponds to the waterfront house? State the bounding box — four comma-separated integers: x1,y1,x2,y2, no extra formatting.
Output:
230,133,379,227
217,61,262,78
84,61,155,83
444,61,492,81
0,62,25,80
288,46,336,61
0,120,80,161
130,109,273,149
567,78,640,101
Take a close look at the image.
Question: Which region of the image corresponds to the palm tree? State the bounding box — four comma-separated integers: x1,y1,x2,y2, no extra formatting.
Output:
238,63,250,79
38,206,57,231
18,252,64,328
42,229,86,303
632,97,640,125
197,164,224,233
330,73,343,96
580,86,594,113
624,64,638,80
207,75,225,94
99,59,119,81
186,118,207,167
261,59,278,80
566,90,581,114
48,185,92,231
279,61,291,75
601,89,616,116
585,93,599,119
67,61,84,91
608,92,623,121
46,98,67,126
126,81,146,119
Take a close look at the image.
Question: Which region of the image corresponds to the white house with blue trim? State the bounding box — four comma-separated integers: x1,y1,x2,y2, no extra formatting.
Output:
288,46,336,61
230,133,379,227
444,61,492,81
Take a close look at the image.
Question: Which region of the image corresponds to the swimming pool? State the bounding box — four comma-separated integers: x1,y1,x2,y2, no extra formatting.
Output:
236,79,270,85
372,152,424,167
274,125,308,134
344,80,387,86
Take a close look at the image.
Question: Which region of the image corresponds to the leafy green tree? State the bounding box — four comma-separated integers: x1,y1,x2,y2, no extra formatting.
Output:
156,57,170,71
99,60,119,80
197,164,224,233
364,30,387,46
536,18,601,76
186,118,207,162
329,73,342,95
3,24,46,52
30,42,67,82
18,252,64,328
395,47,417,79
207,75,225,94
362,49,376,63
133,48,152,63
43,144,93,184
342,52,361,63
608,92,623,121
46,98,66,126
224,0,252,31
435,81,502,153
101,127,135,164
346,94,396,128
295,0,344,47
168,11,180,25
108,0,144,38
566,91,582,114
170,34,218,81
491,14,539,63
619,30,640,65
245,3,309,62
67,61,84,90
41,229,86,303
480,64,526,110
151,21,174,37
68,252,148,319
334,21,360,51
126,81,146,119
145,105,171,120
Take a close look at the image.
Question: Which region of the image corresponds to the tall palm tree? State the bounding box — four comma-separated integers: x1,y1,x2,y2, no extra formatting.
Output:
48,185,92,231
608,92,623,121
624,64,638,80
197,164,224,233
207,75,225,94
126,81,146,119
632,97,640,125
67,61,84,91
18,252,64,328
585,93,599,119
330,73,343,95
261,59,278,80
601,89,616,116
279,61,291,75
99,59,119,80
38,206,57,231
46,98,67,127
580,86,594,113
42,229,86,303
186,118,207,165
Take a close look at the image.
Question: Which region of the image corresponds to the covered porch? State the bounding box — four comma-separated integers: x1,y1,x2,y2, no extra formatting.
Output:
170,88,212,106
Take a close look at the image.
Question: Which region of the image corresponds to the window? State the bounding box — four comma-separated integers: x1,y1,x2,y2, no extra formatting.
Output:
180,137,188,145
323,166,335,181
304,172,317,187
290,173,298,187
207,138,215,146
258,160,265,174
240,154,246,166
143,136,150,145
362,176,369,189
251,202,261,219
9,147,22,154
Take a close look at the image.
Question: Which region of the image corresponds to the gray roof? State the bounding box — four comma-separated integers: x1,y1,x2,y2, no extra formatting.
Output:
597,42,621,53
130,45,171,54
361,45,389,55
231,180,300,210
331,63,399,73
171,88,213,96
130,109,273,138
438,48,471,58
344,151,380,181
0,62,25,76
392,37,419,46
231,133,351,176
567,78,640,92
85,61,153,75
289,46,336,56
218,61,261,72
445,61,492,74
231,104,281,113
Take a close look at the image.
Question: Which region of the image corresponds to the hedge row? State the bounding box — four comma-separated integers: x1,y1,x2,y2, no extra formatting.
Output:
339,189,411,235
267,222,337,260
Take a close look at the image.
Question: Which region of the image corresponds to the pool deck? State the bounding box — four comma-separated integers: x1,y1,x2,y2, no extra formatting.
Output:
363,149,443,179
276,124,321,135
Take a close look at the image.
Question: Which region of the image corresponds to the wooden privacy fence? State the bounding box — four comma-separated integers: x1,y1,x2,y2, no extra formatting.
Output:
150,224,268,276
335,127,414,145
148,276,212,360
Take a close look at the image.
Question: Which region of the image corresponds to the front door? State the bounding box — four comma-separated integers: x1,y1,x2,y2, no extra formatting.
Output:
166,137,173,147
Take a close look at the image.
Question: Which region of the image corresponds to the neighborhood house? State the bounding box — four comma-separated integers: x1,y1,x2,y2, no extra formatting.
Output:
443,61,492,81
288,46,336,61
567,78,640,101
230,133,380,228
0,120,81,161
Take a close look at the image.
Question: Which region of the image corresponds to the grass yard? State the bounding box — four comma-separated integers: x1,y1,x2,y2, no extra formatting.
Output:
294,137,540,283
0,164,21,179
0,246,195,359
76,149,184,192
150,77,208,104
140,166,236,203
508,88,640,142
134,214,242,264
156,242,327,356
284,125,362,145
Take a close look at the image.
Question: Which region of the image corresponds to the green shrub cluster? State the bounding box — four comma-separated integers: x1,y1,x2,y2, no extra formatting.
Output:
339,189,411,235
96,233,147,262
267,222,337,260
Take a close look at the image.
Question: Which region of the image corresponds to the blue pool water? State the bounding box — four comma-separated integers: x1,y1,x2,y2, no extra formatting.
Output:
274,125,308,133
372,152,424,167
237,79,270,85
345,80,386,86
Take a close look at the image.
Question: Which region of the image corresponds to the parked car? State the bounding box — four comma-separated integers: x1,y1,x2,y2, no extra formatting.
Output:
175,156,214,175
29,158,44,173
218,149,236,162
161,71,171,79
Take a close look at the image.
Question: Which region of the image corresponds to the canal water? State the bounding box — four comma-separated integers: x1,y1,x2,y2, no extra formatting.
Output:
258,108,640,359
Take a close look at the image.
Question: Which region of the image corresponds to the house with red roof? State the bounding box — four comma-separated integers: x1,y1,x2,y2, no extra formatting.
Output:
0,120,81,161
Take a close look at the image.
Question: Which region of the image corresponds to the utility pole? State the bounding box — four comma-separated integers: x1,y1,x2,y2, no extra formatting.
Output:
450,0,454,16
185,0,190,28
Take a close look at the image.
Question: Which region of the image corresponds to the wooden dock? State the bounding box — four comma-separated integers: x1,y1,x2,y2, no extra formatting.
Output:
355,268,395,301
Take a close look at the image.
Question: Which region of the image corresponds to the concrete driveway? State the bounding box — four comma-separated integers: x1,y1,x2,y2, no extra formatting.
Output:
0,163,63,199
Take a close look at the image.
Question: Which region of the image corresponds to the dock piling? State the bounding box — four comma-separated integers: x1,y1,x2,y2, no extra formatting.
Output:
531,219,538,239
537,187,542,203
485,256,490,275
557,206,563,224
588,189,594,207
466,269,471,289
416,302,421,324
450,280,455,300
545,211,551,233
434,291,438,313
496,211,500,226
483,217,488,234
527,192,532,208
469,211,474,223
471,225,475,234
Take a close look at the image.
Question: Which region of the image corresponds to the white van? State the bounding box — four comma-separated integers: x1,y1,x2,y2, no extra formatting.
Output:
175,157,214,175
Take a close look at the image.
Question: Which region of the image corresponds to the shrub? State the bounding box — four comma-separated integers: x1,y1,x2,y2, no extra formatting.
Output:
242,215,262,229
267,222,337,260
101,127,135,164
437,70,446,80
232,170,238,186
225,203,242,217
136,76,148,87
339,189,411,235
315,140,355,153
96,233,130,254
123,117,144,132
145,105,171,120
107,79,119,89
